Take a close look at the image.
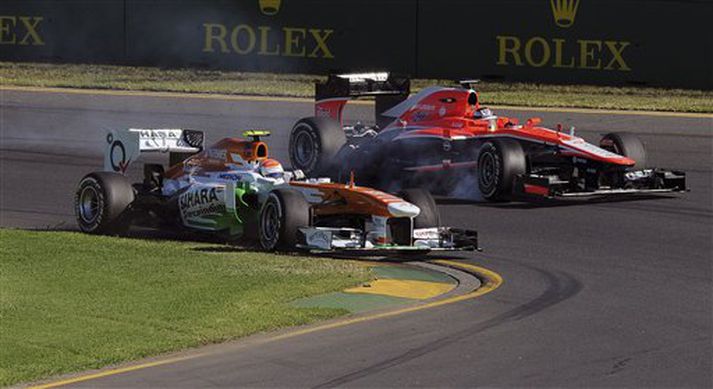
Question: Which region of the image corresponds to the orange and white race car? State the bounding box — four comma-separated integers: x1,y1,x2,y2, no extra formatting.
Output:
74,129,478,253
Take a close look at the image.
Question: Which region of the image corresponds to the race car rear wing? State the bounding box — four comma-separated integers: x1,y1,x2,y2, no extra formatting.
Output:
104,128,204,174
315,72,410,100
315,72,411,128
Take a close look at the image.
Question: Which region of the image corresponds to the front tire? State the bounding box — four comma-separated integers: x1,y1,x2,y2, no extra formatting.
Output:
74,172,134,234
289,117,346,177
398,188,440,228
259,189,311,251
477,139,527,201
599,132,647,170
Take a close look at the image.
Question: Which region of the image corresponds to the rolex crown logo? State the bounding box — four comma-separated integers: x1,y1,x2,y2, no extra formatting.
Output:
259,0,282,15
550,0,580,28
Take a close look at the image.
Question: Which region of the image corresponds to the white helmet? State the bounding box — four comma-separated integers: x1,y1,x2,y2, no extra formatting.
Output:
259,159,284,179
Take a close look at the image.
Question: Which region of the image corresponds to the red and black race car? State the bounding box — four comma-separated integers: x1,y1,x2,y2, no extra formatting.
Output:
288,73,687,201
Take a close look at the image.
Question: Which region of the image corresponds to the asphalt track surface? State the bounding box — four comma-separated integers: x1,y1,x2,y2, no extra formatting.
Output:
1,89,711,387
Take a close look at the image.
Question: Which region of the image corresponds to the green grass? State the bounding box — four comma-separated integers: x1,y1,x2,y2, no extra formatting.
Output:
1,62,711,113
0,62,318,98
0,229,371,386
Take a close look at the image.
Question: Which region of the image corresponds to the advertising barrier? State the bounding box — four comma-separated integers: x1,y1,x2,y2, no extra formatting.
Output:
417,0,713,88
0,0,125,63
125,0,416,74
1,0,711,89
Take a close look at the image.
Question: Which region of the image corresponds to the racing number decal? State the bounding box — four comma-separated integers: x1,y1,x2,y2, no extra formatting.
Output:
107,134,128,173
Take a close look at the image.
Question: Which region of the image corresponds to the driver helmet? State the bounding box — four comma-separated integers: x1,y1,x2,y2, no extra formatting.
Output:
259,158,284,179
473,107,493,119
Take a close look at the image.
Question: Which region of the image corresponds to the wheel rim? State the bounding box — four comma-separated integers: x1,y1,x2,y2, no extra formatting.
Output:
260,200,281,248
293,128,316,168
479,152,496,194
78,186,100,224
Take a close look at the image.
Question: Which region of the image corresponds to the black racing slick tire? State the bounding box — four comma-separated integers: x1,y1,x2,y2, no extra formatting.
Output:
259,189,311,251
599,132,647,170
74,172,134,234
289,117,346,177
398,188,440,228
477,138,527,201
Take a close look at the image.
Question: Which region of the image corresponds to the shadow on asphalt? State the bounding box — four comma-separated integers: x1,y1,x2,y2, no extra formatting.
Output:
436,194,680,209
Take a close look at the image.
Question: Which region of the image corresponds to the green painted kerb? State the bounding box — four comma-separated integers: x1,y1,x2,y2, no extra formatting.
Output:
373,265,455,284
291,264,455,313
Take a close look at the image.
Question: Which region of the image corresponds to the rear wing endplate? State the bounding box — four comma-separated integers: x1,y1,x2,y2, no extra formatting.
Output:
104,128,204,174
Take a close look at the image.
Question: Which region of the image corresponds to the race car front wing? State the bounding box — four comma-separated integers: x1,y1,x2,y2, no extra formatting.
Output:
515,168,687,199
297,226,479,253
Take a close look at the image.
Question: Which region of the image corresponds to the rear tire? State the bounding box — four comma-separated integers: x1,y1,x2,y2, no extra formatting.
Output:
599,132,647,170
259,189,311,251
289,117,346,177
397,188,440,228
477,139,527,201
74,172,134,234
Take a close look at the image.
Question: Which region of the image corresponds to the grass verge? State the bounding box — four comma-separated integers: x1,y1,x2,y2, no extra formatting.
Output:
1,62,712,113
0,229,370,387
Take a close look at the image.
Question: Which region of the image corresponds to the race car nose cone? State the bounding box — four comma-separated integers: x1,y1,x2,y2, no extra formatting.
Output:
387,201,421,218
